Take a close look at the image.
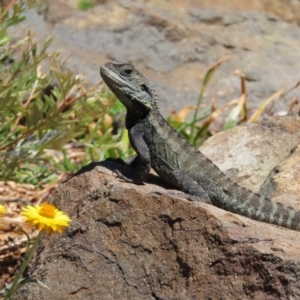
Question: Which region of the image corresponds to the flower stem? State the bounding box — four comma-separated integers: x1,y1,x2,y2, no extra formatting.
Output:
4,231,44,299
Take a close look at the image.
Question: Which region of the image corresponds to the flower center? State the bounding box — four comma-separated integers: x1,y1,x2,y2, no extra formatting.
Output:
39,203,56,218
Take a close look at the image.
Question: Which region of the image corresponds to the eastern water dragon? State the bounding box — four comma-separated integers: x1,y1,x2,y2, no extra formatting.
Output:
100,61,300,231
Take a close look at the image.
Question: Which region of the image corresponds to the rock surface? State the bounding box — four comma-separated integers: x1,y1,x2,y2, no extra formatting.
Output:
14,115,300,300
201,115,300,197
9,0,300,116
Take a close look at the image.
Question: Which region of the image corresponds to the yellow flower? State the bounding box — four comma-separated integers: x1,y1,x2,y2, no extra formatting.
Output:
0,204,6,215
21,203,71,234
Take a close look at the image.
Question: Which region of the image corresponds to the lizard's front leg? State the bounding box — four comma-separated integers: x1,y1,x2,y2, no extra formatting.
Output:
112,122,151,185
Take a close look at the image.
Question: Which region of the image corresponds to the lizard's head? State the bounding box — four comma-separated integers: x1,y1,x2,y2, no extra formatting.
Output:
100,62,158,113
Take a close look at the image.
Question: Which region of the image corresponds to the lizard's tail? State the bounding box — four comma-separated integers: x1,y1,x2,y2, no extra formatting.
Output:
216,183,300,231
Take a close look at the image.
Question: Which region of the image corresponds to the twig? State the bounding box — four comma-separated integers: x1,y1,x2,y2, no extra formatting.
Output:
0,0,16,24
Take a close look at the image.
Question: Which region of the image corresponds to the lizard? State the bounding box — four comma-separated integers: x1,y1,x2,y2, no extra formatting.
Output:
100,61,300,231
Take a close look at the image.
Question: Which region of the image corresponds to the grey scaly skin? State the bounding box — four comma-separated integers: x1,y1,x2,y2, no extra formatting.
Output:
100,61,300,231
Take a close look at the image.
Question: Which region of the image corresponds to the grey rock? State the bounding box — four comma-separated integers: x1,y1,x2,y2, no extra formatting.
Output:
8,1,300,117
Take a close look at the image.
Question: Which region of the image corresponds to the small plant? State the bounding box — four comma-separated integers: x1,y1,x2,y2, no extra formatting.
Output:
0,203,71,299
168,53,300,149
168,53,233,148
78,0,93,10
0,0,131,185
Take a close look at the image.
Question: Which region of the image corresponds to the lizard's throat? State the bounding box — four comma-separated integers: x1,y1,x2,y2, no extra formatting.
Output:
125,106,150,129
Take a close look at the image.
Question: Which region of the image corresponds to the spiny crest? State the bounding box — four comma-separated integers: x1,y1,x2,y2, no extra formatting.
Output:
132,66,160,110
146,79,160,110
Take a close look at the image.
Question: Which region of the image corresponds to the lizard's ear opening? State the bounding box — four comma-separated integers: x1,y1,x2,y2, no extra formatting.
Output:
140,82,159,110
141,84,151,95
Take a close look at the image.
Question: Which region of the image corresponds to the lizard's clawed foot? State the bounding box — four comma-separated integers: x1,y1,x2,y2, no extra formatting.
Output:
112,170,144,185
113,169,135,183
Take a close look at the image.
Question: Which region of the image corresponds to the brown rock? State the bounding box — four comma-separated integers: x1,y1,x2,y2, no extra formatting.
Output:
14,116,300,300
201,114,300,199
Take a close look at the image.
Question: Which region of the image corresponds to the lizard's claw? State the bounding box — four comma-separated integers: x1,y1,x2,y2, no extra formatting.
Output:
113,170,135,183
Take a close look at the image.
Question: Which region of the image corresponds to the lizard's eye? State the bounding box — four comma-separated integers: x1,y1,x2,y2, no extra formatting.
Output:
122,68,133,76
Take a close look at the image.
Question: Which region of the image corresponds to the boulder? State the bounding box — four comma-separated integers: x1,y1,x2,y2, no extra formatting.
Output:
14,115,300,300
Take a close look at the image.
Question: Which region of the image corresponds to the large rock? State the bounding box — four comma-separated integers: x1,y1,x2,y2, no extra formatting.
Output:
14,115,300,300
